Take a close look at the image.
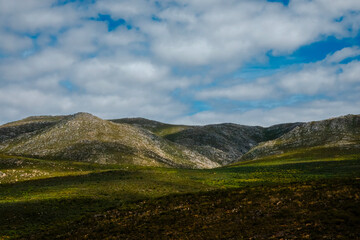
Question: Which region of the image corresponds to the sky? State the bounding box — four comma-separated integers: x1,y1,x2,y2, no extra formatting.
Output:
0,0,360,126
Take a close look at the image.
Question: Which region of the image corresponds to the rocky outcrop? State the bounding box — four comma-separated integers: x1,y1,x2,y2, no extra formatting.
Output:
0,116,65,143
0,113,219,169
162,123,302,165
1,113,357,168
112,118,303,165
241,114,360,161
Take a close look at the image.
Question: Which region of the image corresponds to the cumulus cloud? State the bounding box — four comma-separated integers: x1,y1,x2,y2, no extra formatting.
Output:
339,60,360,83
197,47,360,102
0,0,80,33
0,49,76,82
94,0,155,20
198,81,276,101
325,47,360,63
176,100,360,127
143,0,360,68
279,66,338,95
0,32,32,53
0,0,359,125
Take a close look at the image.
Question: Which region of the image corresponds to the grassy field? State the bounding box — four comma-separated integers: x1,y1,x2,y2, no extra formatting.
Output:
0,149,359,239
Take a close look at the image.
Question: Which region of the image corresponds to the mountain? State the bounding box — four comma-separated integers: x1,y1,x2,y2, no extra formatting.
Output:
240,114,360,161
111,117,192,137
1,113,359,239
0,115,65,143
1,113,358,169
115,118,302,165
0,113,218,169
165,123,304,165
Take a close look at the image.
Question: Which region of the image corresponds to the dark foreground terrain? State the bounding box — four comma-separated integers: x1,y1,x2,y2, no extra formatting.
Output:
30,178,360,240
0,149,359,239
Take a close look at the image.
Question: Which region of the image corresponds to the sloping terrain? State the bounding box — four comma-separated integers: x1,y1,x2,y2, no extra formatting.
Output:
164,124,264,165
0,115,65,143
28,179,360,240
241,114,360,161
1,113,358,168
111,117,192,137
1,147,359,239
0,113,218,169
113,118,302,165
163,122,303,165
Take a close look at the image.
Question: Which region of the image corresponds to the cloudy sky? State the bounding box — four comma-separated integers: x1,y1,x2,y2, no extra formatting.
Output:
1,0,360,126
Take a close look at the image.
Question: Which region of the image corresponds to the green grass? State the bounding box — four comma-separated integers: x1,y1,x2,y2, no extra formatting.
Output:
0,149,359,239
152,125,190,137
34,179,360,240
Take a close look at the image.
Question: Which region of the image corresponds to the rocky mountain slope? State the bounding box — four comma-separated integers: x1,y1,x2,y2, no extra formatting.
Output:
164,123,303,165
111,118,192,137
1,113,358,168
0,115,65,143
116,118,302,165
0,113,218,169
241,114,360,161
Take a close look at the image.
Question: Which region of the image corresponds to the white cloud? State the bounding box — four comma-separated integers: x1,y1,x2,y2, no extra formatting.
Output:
102,28,145,47
0,0,81,33
339,60,360,82
142,0,360,67
0,0,359,126
57,22,106,55
0,32,32,53
0,49,76,82
198,81,275,101
194,47,360,104
70,57,183,93
94,0,155,19
325,47,360,63
176,100,360,127
279,66,337,95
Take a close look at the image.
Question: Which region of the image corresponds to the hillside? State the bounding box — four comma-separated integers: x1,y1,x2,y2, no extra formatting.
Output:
1,113,358,168
0,113,360,239
28,179,360,240
164,122,302,165
1,148,359,239
241,114,360,161
113,118,302,165
0,115,65,143
0,113,218,169
111,117,192,137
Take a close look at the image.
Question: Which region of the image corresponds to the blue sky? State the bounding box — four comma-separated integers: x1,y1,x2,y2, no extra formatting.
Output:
0,0,360,126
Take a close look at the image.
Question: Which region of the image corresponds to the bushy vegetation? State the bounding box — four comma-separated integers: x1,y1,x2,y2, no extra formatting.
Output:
0,149,359,239
36,179,360,240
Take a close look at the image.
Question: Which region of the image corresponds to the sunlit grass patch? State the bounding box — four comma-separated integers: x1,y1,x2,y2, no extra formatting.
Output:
0,150,359,238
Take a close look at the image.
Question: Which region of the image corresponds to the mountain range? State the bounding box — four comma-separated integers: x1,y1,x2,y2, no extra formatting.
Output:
0,113,359,168
1,112,360,239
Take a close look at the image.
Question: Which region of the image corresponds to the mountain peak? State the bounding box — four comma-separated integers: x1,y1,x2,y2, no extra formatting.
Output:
70,112,97,119
61,112,103,125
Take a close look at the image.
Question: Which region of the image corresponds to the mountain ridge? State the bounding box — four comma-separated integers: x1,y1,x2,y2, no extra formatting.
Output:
0,113,219,169
0,113,359,169
114,117,303,165
240,114,360,162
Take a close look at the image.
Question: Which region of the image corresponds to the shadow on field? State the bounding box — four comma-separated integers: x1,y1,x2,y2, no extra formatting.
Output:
0,170,133,195
0,196,133,239
15,178,360,240
219,159,360,177
0,171,146,239
0,169,214,239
